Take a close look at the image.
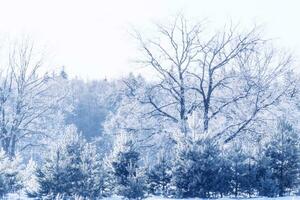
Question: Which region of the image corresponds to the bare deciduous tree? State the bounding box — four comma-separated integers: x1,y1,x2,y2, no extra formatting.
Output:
135,16,295,142
135,16,203,135
0,39,67,158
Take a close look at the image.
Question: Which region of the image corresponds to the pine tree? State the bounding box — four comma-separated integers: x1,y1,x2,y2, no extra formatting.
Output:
80,143,106,198
259,120,300,196
33,149,74,198
0,150,22,197
112,140,145,199
227,142,248,197
172,138,221,198
240,157,257,197
33,126,105,199
216,150,233,198
146,154,172,197
256,165,279,197
255,138,279,197
21,158,39,196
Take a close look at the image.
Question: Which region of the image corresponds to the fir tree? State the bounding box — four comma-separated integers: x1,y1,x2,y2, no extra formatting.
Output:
0,150,22,197
21,158,39,196
33,126,105,199
172,138,221,198
216,151,233,198
259,120,300,196
146,154,172,197
227,142,250,197
112,140,145,199
80,143,106,198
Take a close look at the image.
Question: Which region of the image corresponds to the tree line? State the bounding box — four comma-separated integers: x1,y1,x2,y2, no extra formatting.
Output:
0,16,299,199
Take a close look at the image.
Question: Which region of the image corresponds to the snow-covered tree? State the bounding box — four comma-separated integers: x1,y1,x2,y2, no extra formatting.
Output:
258,119,300,196
146,153,172,197
104,74,171,172
80,142,106,198
109,133,145,199
172,137,221,198
134,16,204,135
227,142,249,197
135,15,296,144
21,158,39,195
66,78,118,140
0,149,23,197
0,38,71,158
215,150,232,198
32,126,105,199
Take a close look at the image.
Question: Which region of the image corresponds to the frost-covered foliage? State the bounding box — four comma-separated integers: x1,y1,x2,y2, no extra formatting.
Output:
257,120,300,197
146,154,172,197
0,149,23,197
0,39,71,160
227,143,257,197
166,118,300,198
94,16,300,199
103,74,164,151
21,158,39,195
30,126,106,199
66,78,119,140
0,17,299,200
172,138,223,198
108,135,145,200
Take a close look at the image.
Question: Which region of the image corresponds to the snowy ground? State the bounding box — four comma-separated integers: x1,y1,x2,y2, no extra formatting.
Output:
144,197,300,200
6,193,300,200
145,197,299,200
107,197,300,200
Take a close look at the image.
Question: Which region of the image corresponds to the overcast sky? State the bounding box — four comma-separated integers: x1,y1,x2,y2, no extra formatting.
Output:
0,0,299,80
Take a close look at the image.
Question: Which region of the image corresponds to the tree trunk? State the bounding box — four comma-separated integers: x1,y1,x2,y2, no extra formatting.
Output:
8,134,16,158
203,101,209,132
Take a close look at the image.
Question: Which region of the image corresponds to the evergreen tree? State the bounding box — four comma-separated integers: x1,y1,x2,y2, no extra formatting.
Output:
258,120,300,196
0,150,22,197
240,157,257,197
21,158,39,196
120,175,145,200
255,138,279,197
33,126,105,199
146,154,172,197
256,166,279,197
172,138,221,198
112,140,145,199
227,142,248,197
80,143,106,198
216,151,233,198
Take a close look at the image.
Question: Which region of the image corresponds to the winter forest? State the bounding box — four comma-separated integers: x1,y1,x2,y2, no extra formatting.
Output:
0,5,300,200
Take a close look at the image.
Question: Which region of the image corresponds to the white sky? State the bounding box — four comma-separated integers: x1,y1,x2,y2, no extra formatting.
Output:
0,0,299,80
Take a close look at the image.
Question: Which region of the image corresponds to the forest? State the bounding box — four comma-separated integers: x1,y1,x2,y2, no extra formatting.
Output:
0,16,299,200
